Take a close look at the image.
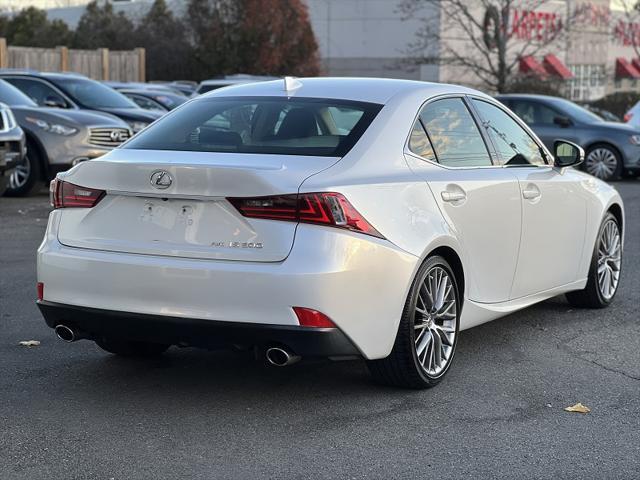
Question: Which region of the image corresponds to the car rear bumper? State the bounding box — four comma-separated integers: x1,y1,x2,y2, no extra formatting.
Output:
37,300,360,357
37,217,419,359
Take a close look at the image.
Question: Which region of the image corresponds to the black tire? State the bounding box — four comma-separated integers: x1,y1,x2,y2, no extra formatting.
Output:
583,144,622,182
367,255,461,389
4,141,43,197
0,173,8,197
566,212,621,308
95,337,170,357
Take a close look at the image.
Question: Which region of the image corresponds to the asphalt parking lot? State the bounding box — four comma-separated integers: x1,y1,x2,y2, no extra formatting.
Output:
1,184,639,480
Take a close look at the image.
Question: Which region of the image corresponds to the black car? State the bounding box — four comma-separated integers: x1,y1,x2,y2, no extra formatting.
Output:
0,71,161,134
117,89,186,112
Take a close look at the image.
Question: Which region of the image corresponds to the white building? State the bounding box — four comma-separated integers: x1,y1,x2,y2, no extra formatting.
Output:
8,0,640,99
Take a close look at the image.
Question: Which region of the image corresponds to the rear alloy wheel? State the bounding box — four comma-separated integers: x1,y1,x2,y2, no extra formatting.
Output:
584,145,621,181
95,337,170,357
367,255,460,389
566,212,621,308
5,143,42,197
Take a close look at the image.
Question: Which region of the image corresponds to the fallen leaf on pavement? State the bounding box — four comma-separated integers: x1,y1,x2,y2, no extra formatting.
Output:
564,403,590,414
18,340,41,347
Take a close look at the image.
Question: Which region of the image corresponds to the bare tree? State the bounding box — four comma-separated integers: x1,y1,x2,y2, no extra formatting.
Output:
398,0,572,93
614,0,640,58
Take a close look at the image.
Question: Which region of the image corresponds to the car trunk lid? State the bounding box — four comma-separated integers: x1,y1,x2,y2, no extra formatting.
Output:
56,149,337,262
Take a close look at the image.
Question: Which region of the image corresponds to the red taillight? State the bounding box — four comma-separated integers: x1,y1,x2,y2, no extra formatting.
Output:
293,307,336,328
37,282,44,301
227,192,384,238
624,113,632,122
50,179,105,209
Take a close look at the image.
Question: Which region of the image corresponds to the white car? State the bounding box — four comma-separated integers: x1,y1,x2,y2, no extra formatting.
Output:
37,78,624,389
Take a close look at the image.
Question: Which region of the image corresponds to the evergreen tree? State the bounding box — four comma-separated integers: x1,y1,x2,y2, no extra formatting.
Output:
2,7,71,47
73,1,135,50
134,0,191,80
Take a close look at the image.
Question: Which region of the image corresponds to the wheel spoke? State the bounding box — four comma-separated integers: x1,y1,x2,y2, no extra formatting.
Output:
596,219,621,301
413,265,459,377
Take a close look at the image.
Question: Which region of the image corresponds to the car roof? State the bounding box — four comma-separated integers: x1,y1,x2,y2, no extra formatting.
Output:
495,93,564,102
202,77,487,104
120,89,182,97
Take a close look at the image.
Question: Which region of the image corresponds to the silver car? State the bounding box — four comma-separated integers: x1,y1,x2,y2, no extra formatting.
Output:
0,80,132,196
496,94,640,181
0,103,25,196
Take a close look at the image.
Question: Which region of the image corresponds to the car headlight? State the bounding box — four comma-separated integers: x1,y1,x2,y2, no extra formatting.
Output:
0,104,17,130
630,135,640,145
25,116,78,136
128,121,149,133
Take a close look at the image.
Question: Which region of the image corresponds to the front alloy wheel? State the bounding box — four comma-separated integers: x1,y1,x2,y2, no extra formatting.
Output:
584,146,621,181
367,255,460,389
5,143,42,197
9,154,30,190
596,217,621,301
567,212,622,308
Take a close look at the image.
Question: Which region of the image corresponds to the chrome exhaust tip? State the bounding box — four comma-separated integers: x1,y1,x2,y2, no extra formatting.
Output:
54,324,77,343
265,346,301,367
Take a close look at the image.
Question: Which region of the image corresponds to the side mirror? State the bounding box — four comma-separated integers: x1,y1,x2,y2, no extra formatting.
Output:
44,95,66,108
553,115,572,128
554,140,584,168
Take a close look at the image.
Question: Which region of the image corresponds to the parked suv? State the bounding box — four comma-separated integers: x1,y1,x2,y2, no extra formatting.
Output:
0,79,132,196
0,71,161,134
0,103,25,196
496,94,640,181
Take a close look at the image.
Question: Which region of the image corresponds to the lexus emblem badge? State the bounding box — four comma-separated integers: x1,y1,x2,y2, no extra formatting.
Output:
150,170,173,189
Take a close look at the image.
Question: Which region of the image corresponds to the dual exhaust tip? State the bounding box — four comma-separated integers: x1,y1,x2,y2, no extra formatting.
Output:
265,346,301,367
54,324,86,343
55,324,301,367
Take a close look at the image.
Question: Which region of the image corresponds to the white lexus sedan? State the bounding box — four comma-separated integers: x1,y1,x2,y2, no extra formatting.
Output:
37,78,624,389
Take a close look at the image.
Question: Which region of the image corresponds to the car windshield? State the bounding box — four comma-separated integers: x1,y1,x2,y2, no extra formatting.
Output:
553,98,603,124
0,79,38,107
49,77,138,109
124,96,382,157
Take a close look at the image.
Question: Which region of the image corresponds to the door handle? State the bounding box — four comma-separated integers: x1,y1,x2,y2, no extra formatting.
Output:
522,184,541,200
441,189,467,203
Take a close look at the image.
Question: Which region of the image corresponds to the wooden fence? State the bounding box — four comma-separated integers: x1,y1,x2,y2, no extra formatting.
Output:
0,39,145,82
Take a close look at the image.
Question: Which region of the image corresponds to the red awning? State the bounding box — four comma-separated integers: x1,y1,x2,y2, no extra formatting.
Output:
632,58,640,73
615,57,640,79
543,54,573,79
519,55,547,78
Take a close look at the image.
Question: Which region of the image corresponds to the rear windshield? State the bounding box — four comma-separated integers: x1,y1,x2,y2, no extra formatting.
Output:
123,96,383,157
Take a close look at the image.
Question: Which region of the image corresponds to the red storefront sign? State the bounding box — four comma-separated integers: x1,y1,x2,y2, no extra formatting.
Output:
511,9,562,42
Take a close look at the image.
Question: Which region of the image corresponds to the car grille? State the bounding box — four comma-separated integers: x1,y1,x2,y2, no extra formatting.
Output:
88,128,132,148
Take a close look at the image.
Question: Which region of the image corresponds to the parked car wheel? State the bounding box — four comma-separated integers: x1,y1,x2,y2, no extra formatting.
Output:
0,172,9,196
566,213,621,308
583,144,622,181
367,255,460,389
95,337,170,357
5,141,41,197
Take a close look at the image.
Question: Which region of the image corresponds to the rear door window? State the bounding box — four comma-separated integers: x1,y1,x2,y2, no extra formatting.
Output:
419,98,492,167
124,96,382,157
